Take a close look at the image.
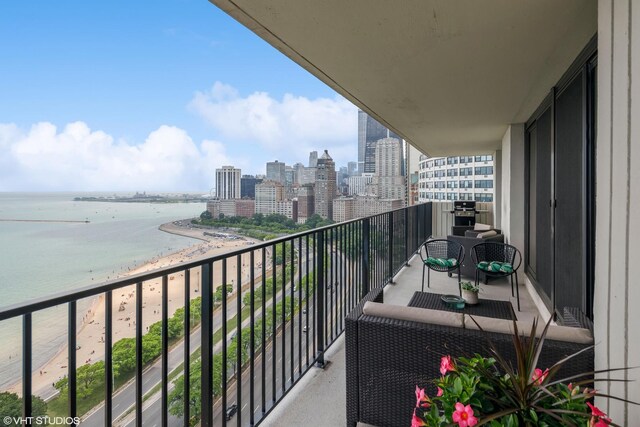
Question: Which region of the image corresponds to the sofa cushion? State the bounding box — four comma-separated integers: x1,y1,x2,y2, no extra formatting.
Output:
474,223,492,231
464,315,593,344
363,301,464,328
476,230,497,238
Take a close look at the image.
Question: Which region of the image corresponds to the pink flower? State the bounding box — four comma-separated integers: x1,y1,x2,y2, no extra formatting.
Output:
587,402,607,417
532,368,549,385
440,355,456,376
568,383,573,391
415,386,430,408
592,417,611,427
411,409,427,427
452,402,478,427
437,386,443,397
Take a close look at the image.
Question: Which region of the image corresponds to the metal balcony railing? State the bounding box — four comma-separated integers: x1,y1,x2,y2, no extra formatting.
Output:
0,202,433,427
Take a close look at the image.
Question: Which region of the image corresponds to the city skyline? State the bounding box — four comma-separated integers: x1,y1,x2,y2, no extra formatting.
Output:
0,0,357,192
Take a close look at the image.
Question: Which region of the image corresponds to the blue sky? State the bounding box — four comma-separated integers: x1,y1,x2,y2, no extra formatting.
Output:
0,0,358,191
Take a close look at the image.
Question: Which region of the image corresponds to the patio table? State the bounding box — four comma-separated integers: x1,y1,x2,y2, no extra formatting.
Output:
408,291,516,320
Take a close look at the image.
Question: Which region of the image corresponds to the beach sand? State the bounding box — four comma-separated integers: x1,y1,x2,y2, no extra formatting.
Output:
8,223,268,399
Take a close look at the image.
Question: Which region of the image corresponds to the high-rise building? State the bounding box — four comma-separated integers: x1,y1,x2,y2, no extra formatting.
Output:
308,151,318,168
255,180,285,215
240,175,262,199
266,160,286,183
357,110,401,174
347,174,374,196
314,150,337,219
295,184,315,223
215,166,241,200
417,155,495,202
375,137,406,203
347,161,358,176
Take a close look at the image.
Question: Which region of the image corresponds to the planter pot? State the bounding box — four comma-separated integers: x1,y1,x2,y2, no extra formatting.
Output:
462,290,479,305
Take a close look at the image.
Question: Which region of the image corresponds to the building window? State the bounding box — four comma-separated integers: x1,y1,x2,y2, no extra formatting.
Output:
434,181,446,189
474,180,493,189
434,170,446,178
459,167,473,177
447,169,458,177
459,192,473,201
426,171,434,178
446,181,458,189
460,180,473,189
475,166,494,175
427,161,434,168
447,157,459,165
474,155,493,162
446,193,458,200
460,156,473,164
475,193,493,202
434,192,445,200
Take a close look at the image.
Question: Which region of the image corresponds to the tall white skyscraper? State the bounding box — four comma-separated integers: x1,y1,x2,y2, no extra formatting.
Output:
215,166,241,200
374,137,406,203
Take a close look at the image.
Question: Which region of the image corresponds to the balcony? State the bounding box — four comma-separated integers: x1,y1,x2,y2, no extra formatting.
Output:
0,201,552,426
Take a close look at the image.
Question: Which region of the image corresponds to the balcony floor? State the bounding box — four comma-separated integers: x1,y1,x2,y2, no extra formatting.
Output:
261,253,542,427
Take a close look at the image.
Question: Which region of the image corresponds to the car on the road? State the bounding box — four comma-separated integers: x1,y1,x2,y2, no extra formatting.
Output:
226,404,238,421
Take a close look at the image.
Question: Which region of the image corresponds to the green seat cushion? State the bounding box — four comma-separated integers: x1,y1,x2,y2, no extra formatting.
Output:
477,261,513,273
426,257,458,268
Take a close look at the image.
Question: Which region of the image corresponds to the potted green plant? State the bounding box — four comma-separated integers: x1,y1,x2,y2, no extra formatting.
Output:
460,281,479,305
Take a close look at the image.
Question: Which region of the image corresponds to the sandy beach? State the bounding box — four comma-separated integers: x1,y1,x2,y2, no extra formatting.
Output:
8,221,267,399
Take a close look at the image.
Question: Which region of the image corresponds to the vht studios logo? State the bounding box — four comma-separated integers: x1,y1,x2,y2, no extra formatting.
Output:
2,416,80,426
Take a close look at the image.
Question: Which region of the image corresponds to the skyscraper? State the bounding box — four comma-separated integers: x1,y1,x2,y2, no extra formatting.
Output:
357,110,401,174
314,150,337,219
266,160,286,183
308,151,318,168
240,175,262,199
215,166,241,200
375,137,406,203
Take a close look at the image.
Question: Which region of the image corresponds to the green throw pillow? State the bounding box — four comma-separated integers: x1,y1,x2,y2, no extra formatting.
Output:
426,257,457,268
477,261,513,273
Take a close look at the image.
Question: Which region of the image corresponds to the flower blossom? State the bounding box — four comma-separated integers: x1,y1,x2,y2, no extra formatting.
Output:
452,402,478,427
587,402,607,417
415,386,430,408
411,409,427,427
532,367,549,385
437,386,443,397
440,355,456,376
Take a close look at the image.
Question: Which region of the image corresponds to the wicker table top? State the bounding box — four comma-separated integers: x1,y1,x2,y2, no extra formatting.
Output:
408,291,516,320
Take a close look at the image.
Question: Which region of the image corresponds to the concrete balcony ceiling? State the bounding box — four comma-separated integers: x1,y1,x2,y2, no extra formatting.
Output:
210,0,596,156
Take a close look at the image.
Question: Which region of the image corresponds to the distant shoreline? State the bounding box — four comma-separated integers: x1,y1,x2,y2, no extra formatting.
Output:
0,219,90,223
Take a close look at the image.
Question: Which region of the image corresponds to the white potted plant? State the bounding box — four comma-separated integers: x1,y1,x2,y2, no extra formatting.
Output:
460,281,479,305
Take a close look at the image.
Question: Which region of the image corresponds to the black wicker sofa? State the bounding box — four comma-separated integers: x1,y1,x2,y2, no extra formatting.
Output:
345,288,594,427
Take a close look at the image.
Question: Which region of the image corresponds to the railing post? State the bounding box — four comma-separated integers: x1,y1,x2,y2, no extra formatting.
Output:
316,230,325,368
405,206,410,266
200,263,213,427
388,211,394,284
362,218,370,297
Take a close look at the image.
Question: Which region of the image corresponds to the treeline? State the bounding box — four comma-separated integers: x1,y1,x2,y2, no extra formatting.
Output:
196,213,333,240
168,267,315,426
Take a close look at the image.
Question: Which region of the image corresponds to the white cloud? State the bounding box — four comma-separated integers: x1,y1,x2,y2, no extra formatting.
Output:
0,121,230,191
189,82,358,168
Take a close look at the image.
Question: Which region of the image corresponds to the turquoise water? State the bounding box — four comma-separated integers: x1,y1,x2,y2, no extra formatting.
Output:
0,192,206,388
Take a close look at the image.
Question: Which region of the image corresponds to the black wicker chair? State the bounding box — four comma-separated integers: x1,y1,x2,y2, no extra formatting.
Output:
471,242,522,311
418,239,464,295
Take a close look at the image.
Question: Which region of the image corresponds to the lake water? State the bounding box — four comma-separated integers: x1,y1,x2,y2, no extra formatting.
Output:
0,192,206,388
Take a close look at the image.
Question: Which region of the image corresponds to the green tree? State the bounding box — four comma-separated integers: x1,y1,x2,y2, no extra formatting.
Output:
113,337,136,375
0,392,47,425
77,361,105,399
200,210,212,220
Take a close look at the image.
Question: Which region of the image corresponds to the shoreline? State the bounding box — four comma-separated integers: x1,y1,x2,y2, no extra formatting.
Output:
6,220,264,399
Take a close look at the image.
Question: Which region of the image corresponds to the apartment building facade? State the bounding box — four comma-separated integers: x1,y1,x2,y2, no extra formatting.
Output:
418,155,495,203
